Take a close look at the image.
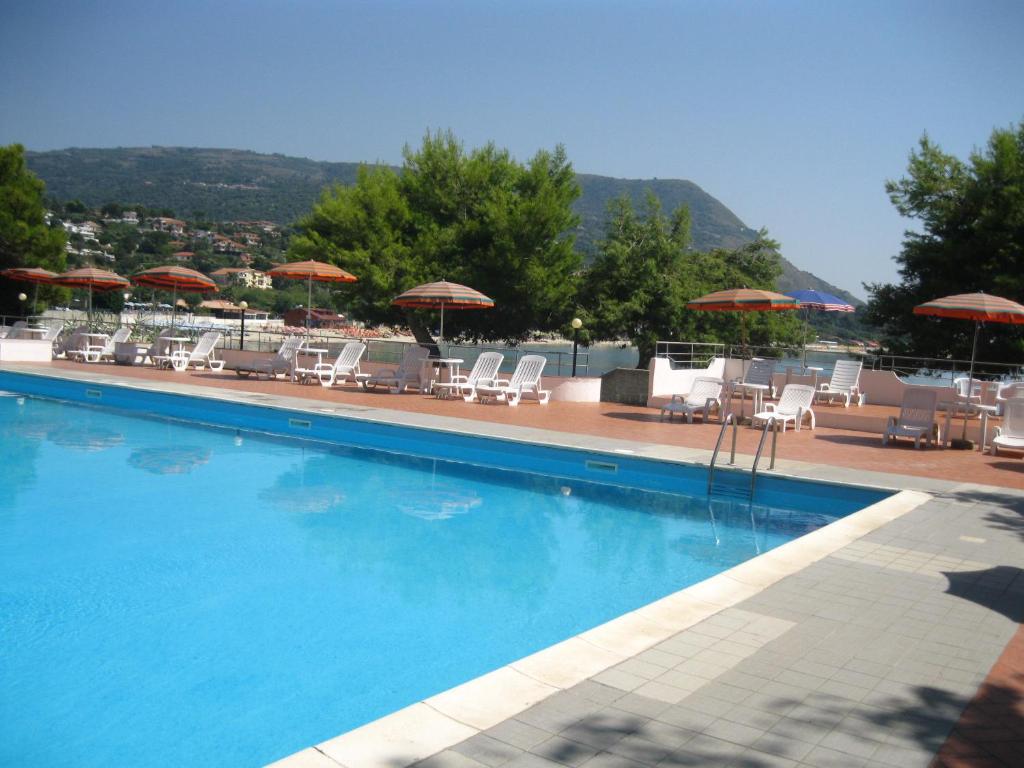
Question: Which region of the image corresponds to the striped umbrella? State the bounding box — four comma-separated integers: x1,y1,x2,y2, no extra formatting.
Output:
56,267,130,322
391,280,495,344
687,288,799,354
1,267,60,315
785,289,855,368
132,265,218,330
268,260,357,336
914,292,1024,443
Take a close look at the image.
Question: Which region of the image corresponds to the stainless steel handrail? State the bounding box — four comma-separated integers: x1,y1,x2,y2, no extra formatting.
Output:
707,412,739,494
750,416,779,495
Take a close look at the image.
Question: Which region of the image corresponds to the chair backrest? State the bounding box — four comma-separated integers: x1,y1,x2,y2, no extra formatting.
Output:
686,377,724,406
828,359,862,392
7,320,28,338
467,351,504,384
334,341,366,370
775,384,816,415
898,387,938,428
508,354,546,387
275,336,304,364
997,381,1024,402
1003,397,1024,437
743,358,775,387
110,326,131,345
954,377,983,399
42,321,65,341
397,345,430,374
146,329,174,358
190,331,221,360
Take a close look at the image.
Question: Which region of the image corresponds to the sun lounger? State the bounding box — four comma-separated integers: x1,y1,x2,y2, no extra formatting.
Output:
169,331,225,372
659,377,724,423
476,354,550,407
816,359,864,407
295,341,366,388
363,345,430,393
57,326,90,359
433,351,504,402
752,384,816,432
995,381,1024,416
145,329,178,367
3,320,27,339
991,397,1024,457
234,336,303,379
83,327,131,363
883,387,940,449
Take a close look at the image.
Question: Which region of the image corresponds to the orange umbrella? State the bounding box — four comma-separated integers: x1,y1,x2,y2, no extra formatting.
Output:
1,267,60,314
268,260,357,335
132,266,218,329
914,292,1024,442
687,288,800,353
56,267,130,321
391,280,494,343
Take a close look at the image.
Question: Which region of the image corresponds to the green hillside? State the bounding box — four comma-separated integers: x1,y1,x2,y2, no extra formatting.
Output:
25,146,860,304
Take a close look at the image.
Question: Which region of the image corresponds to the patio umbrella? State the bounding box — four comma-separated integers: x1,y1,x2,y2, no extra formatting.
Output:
914,291,1024,443
391,280,494,345
784,289,855,368
686,288,800,354
0,266,59,315
267,260,357,337
132,265,218,330
55,267,130,323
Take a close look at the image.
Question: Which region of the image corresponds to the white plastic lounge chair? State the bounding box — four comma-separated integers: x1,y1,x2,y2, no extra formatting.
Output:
991,397,1024,457
296,341,366,388
476,354,550,407
363,345,430,393
883,387,940,449
83,327,131,363
61,326,92,360
234,336,303,379
41,321,65,342
3,320,28,339
169,331,224,372
995,381,1024,416
817,359,864,407
730,358,776,414
145,329,178,367
659,377,724,423
752,384,816,432
433,351,504,402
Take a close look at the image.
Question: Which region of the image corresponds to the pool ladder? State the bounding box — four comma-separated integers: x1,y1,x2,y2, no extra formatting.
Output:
707,412,779,497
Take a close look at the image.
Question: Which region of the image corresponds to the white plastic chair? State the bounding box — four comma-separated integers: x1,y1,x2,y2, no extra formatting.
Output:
170,331,224,372
659,377,724,423
433,351,504,402
58,326,90,360
752,384,816,432
817,359,864,407
883,387,940,449
83,327,131,363
146,329,178,367
995,381,1024,416
731,358,776,413
476,354,550,407
4,320,28,339
299,341,366,388
41,322,65,342
363,345,430,393
234,336,303,379
991,397,1024,457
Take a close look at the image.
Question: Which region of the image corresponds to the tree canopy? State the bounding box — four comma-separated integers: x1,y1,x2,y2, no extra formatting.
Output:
864,121,1024,363
288,131,583,343
0,144,66,314
582,194,800,365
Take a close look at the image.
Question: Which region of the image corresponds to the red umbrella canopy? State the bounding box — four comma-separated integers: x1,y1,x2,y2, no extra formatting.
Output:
132,265,218,293
268,260,357,283
686,288,800,312
913,292,1024,324
56,267,130,291
0,267,60,284
391,280,495,309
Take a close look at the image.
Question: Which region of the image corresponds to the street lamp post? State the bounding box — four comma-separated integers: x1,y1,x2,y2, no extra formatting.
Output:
18,293,27,321
239,300,248,350
571,317,582,377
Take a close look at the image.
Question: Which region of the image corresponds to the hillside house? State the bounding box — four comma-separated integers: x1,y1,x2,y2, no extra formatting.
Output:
283,307,348,328
151,217,186,236
210,267,272,290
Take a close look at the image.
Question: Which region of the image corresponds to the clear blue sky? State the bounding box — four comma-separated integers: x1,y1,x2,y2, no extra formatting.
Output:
2,0,1022,298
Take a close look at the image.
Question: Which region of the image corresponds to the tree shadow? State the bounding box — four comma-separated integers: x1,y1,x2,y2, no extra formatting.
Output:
943,567,1024,623
603,411,673,424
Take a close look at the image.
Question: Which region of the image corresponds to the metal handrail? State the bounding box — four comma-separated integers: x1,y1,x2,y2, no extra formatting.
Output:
707,412,739,494
750,416,779,495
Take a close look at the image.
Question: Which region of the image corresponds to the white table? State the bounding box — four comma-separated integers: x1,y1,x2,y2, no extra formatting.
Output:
294,345,329,382
20,326,49,339
80,332,111,362
424,358,463,396
728,381,769,422
939,399,998,449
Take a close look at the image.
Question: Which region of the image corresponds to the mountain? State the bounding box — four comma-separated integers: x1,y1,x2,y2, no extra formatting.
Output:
25,146,859,303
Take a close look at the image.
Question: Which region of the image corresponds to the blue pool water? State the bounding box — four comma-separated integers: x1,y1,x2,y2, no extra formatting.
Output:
0,376,888,767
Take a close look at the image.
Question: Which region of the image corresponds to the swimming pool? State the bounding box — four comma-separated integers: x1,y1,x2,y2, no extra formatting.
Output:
0,371,889,766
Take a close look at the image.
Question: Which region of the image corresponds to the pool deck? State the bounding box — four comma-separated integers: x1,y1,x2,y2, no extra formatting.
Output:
5,361,1023,768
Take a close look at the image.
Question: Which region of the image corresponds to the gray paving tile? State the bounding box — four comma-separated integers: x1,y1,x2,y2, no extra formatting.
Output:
578,753,647,768
453,734,525,767
603,733,674,767
486,719,554,751
750,733,816,761
504,754,568,768
662,733,745,765
653,705,717,732
798,745,868,767
817,731,884,760
733,750,799,768
530,735,599,767
414,749,489,768
701,717,765,747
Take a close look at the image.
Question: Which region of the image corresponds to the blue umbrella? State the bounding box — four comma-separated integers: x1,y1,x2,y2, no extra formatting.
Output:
784,289,855,368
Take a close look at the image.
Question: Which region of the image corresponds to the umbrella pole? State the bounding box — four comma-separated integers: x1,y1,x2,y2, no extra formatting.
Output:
962,321,981,441
171,286,177,330
307,276,312,339
802,309,809,370
32,283,39,316
439,303,445,352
